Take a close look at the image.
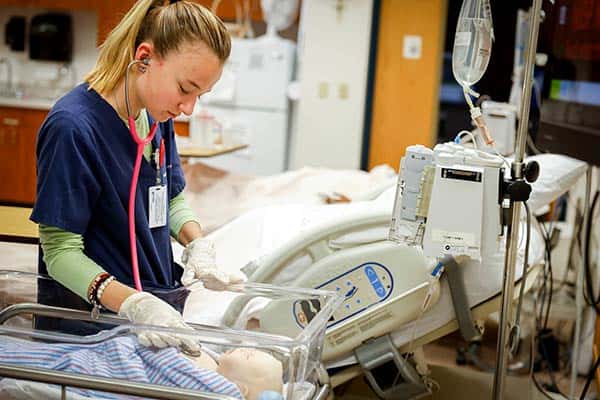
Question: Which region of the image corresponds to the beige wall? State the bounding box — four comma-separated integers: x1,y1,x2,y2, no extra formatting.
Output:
289,0,375,170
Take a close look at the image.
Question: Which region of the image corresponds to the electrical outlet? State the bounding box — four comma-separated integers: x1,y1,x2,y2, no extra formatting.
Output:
318,82,329,99
403,35,423,60
338,83,349,99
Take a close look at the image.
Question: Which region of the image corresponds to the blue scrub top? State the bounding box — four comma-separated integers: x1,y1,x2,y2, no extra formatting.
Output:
31,83,187,293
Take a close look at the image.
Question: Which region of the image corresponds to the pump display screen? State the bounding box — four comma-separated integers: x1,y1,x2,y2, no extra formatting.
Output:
544,0,600,105
551,0,600,63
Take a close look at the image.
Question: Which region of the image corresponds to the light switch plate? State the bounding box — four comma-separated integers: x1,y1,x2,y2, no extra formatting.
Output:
403,35,423,60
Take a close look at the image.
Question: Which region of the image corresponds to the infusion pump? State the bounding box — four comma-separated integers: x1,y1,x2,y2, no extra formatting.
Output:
389,143,506,261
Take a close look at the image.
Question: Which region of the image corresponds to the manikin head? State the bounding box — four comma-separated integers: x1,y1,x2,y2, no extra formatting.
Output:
185,348,284,400
217,348,283,400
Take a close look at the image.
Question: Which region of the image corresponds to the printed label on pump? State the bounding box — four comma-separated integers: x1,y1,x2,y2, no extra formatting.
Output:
455,32,471,46
148,185,167,228
431,229,476,246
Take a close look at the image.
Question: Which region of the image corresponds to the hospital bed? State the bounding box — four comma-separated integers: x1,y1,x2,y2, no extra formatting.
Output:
176,153,588,394
0,271,343,400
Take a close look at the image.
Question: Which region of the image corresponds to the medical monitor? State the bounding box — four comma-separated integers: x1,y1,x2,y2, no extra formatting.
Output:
535,0,600,166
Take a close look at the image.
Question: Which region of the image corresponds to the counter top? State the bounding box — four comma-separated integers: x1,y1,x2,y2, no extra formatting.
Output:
178,143,248,158
0,97,194,120
0,96,196,122
174,114,190,123
0,96,55,111
0,206,38,244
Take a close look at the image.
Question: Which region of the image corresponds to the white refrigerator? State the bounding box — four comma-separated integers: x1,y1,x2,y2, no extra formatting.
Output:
191,36,296,176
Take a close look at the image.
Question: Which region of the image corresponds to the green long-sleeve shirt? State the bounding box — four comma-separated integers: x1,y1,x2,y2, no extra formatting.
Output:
39,110,199,302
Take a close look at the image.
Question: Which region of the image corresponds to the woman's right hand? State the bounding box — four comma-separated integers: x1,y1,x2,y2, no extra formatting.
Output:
118,291,200,352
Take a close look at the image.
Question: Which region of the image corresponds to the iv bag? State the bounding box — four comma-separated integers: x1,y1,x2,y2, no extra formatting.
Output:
452,0,494,88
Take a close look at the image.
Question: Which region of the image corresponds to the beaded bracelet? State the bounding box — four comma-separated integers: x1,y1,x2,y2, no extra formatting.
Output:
87,272,110,306
95,275,116,306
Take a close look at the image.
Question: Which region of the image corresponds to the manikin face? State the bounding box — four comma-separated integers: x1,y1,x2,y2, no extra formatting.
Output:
134,41,223,122
185,347,283,400
217,348,283,400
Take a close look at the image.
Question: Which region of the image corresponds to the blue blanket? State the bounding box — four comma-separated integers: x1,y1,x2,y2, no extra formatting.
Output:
0,335,242,399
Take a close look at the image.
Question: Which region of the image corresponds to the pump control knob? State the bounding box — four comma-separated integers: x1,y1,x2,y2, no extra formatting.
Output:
524,161,540,183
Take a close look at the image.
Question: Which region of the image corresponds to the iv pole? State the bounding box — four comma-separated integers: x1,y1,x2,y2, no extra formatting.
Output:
492,0,543,398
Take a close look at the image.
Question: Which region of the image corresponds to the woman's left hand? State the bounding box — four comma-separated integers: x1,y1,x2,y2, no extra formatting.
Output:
181,238,246,290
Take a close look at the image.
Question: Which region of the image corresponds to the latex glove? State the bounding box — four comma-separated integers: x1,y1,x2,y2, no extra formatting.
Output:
118,291,200,352
181,238,246,290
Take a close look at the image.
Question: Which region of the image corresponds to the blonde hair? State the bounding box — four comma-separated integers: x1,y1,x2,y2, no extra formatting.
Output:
85,0,231,95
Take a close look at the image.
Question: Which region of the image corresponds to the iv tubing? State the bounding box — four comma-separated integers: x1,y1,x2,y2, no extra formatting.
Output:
404,262,444,359
454,130,478,148
462,85,477,109
461,85,495,146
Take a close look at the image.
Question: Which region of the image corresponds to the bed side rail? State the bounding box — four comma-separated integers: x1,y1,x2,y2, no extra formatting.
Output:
0,302,126,325
0,364,235,400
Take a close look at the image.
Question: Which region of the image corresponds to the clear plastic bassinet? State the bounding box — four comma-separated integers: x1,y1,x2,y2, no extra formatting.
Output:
0,270,343,400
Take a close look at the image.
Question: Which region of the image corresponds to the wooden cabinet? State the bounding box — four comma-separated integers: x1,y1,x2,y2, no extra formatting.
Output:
195,0,264,20
96,1,135,45
0,107,46,205
174,121,190,137
0,110,190,205
0,0,265,44
97,1,265,43
0,0,94,9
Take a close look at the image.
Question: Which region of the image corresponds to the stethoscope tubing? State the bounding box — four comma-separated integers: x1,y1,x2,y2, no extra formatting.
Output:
125,59,158,292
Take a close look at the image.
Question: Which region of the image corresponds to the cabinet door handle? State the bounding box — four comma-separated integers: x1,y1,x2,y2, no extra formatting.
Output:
2,118,20,126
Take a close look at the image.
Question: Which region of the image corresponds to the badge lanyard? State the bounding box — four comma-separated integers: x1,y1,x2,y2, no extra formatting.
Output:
127,116,158,292
148,139,167,229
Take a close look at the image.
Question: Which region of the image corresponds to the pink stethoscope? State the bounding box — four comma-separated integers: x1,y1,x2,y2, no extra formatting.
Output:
125,58,158,291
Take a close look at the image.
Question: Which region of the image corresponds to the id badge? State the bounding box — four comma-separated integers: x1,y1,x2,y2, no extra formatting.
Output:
148,185,167,228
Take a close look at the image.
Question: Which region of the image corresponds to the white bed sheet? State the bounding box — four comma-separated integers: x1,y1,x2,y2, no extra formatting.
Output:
510,153,588,213
182,163,396,233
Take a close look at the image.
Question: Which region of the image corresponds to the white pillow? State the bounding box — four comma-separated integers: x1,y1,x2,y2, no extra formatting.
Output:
525,153,587,212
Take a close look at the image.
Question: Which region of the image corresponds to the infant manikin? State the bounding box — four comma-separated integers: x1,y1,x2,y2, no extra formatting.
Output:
185,348,283,400
185,348,218,371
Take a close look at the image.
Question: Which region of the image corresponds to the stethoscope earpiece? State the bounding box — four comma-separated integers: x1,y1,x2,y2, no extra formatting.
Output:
138,58,150,73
